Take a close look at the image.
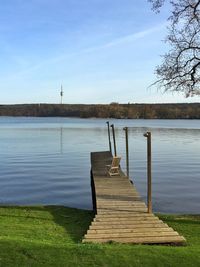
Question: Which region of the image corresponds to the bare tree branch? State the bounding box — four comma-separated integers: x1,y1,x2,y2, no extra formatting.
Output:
149,0,200,97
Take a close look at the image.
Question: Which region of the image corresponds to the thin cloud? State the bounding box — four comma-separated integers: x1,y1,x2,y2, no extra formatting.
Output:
3,23,167,80
100,23,167,49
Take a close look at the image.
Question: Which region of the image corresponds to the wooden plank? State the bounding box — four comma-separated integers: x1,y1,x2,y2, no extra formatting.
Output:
96,193,139,195
97,211,148,215
97,208,147,211
97,199,144,202
97,206,147,210
94,217,160,222
97,198,142,202
95,213,156,218
83,236,186,244
85,231,180,239
95,213,154,218
97,206,146,210
87,227,175,234
96,202,143,205
95,216,155,219
97,209,148,213
91,221,165,226
96,185,132,187
89,223,170,230
96,199,144,203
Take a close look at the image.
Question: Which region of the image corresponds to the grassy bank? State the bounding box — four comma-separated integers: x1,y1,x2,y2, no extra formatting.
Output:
0,206,199,267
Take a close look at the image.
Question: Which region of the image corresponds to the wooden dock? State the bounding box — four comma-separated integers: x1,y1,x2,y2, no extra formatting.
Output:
83,151,186,244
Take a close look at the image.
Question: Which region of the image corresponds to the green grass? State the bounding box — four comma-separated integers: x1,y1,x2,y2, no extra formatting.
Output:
0,206,199,267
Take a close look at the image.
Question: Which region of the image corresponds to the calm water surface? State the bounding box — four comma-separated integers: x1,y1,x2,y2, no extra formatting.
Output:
0,117,199,214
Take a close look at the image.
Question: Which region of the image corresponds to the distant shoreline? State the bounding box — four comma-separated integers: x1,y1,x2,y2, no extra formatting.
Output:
0,103,200,119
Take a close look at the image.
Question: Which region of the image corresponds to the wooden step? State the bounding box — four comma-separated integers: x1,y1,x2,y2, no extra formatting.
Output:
97,206,147,210
91,221,164,226
97,200,141,204
97,202,146,207
94,217,159,222
98,200,144,204
97,208,148,213
85,231,180,239
83,236,186,244
98,206,147,210
97,213,146,217
95,215,154,218
89,222,168,230
87,227,175,234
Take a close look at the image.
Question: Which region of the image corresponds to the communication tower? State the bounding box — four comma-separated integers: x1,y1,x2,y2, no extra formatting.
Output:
60,85,63,104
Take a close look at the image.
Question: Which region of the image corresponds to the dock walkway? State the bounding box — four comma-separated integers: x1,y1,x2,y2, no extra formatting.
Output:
83,151,185,244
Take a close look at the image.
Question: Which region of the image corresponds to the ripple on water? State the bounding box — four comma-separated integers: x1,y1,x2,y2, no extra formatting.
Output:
0,117,199,213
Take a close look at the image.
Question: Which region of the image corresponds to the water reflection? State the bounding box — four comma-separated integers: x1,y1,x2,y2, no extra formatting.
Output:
60,127,63,154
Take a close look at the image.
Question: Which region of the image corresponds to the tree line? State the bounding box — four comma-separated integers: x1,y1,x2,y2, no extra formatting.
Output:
0,103,199,119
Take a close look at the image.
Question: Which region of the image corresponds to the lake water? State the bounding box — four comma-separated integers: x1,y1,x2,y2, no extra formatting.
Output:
0,117,199,214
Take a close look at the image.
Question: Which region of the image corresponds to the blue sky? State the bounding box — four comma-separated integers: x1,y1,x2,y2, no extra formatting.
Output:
1,0,199,104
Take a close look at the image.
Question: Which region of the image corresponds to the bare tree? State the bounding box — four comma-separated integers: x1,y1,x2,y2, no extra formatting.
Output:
149,0,200,97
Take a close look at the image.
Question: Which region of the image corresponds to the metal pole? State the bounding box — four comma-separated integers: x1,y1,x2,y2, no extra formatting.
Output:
144,132,152,213
106,121,112,154
123,127,129,177
110,124,117,156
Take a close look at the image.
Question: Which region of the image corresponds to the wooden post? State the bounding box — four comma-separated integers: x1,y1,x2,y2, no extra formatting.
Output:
90,169,97,213
110,124,117,156
123,127,129,177
106,121,112,154
144,132,152,213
